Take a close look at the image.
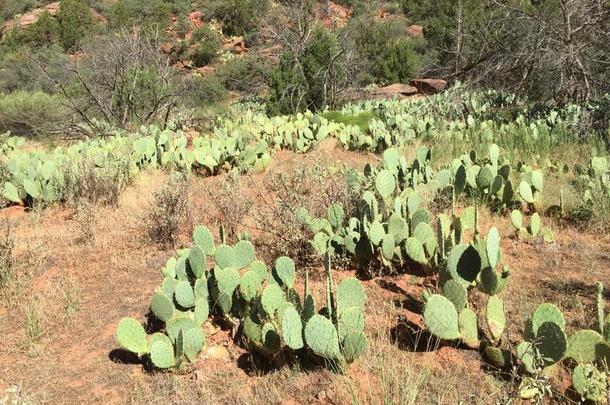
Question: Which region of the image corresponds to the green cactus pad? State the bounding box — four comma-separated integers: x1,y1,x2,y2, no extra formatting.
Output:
388,213,409,243
194,278,209,300
442,280,467,312
375,169,395,200
565,330,603,363
273,256,296,289
485,227,501,269
182,327,205,362
338,307,365,340
572,364,607,402
478,266,509,296
411,209,430,230
529,213,541,237
305,314,341,359
477,165,494,189
261,284,286,317
459,308,479,349
194,297,209,325
166,317,199,344
262,322,281,352
281,306,304,350
484,345,507,368
446,244,481,287
313,232,330,254
532,303,565,334
215,267,241,296
175,280,195,308
510,210,523,230
162,277,178,296
405,237,427,264
531,170,544,191
244,312,263,344
193,225,215,255
327,203,345,230
175,257,188,280
454,165,467,194
517,341,536,373
381,234,396,261
188,246,206,279
519,181,535,203
413,222,437,257
214,245,235,269
595,341,610,370
234,240,255,269
116,317,148,354
303,294,315,322
336,277,365,316
459,207,476,230
536,321,567,365
149,333,175,369
161,257,177,278
240,270,263,302
248,260,268,281
342,331,367,362
486,295,506,342
368,220,385,246
423,294,460,340
151,291,175,322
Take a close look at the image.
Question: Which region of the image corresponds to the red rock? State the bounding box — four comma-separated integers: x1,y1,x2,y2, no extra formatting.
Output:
407,24,424,38
374,83,419,97
1,205,26,219
410,78,448,93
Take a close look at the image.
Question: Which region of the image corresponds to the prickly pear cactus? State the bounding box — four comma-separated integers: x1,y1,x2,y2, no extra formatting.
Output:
116,317,148,354
305,314,341,359
572,364,607,402
423,294,460,340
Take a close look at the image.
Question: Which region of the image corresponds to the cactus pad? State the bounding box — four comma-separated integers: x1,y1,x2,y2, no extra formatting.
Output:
166,317,199,344
446,244,481,287
532,303,565,334
530,213,541,237
336,277,365,316
262,322,281,352
194,297,209,325
188,246,206,279
423,294,460,340
281,306,304,350
572,364,607,402
388,213,409,243
234,240,255,269
193,225,215,255
116,317,148,354
248,260,268,281
413,222,437,257
240,270,263,302
519,181,534,203
381,234,395,261
261,284,286,317
510,210,523,230
194,278,209,300
338,307,365,340
486,295,506,342
485,227,500,269
459,308,479,349
368,220,385,246
273,256,296,289
305,314,341,359
484,345,507,368
149,333,175,369
342,331,367,362
182,327,205,362
442,280,467,312
175,280,195,308
327,203,345,230
565,330,603,362
214,245,235,269
536,321,567,365
375,169,395,200
405,237,427,264
151,291,175,322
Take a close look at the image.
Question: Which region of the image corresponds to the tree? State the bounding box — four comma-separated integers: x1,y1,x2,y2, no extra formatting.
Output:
57,0,95,52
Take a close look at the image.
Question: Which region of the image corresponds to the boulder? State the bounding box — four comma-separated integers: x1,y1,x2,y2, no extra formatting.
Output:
410,78,448,94
373,83,419,97
407,24,424,38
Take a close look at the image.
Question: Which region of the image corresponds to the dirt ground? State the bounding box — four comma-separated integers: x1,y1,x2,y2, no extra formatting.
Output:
1,142,609,404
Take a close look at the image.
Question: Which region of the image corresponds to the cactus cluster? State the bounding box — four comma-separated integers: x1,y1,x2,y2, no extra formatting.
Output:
116,225,368,372
510,210,555,242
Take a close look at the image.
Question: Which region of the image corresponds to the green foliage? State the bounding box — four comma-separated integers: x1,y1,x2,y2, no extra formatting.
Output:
190,26,223,68
185,75,229,107
269,27,345,114
215,53,271,93
56,0,94,52
206,0,269,37
319,111,375,133
107,0,187,29
0,90,67,137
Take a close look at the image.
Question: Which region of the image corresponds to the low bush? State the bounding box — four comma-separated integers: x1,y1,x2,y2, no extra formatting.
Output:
185,74,229,107
190,26,223,67
0,90,68,137
206,0,269,37
215,53,271,93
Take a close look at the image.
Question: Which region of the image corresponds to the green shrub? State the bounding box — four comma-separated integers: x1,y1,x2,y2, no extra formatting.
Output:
57,0,95,52
190,26,222,67
269,27,346,114
185,75,228,106
215,53,271,93
107,0,180,29
2,11,60,49
207,0,269,37
378,39,422,84
0,46,66,94
0,91,67,137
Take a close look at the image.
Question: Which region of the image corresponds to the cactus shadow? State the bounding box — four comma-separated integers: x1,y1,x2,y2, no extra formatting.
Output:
390,320,442,353
540,279,610,300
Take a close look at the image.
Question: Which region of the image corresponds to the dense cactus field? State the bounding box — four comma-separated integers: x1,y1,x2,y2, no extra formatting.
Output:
1,88,609,404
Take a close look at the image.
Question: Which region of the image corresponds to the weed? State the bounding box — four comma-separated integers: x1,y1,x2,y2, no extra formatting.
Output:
0,219,14,290
207,170,253,243
73,201,97,244
145,173,192,247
